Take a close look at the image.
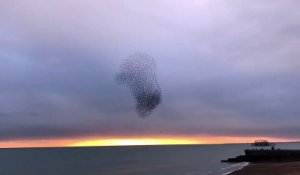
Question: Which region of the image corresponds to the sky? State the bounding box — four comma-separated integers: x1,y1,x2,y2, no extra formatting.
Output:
0,0,300,147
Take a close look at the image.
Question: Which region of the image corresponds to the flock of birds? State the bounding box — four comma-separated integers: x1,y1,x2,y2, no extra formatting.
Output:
116,53,161,118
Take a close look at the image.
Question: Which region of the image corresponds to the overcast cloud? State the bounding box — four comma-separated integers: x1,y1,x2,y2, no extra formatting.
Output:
0,0,300,140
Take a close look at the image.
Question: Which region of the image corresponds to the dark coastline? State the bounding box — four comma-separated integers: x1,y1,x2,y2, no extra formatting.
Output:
222,149,300,162
222,146,300,174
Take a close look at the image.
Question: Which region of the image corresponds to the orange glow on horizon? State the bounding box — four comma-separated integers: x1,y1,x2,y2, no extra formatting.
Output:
0,136,298,148
70,138,201,147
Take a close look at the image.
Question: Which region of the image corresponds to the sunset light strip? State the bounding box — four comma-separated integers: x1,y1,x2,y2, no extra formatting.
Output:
70,138,201,147
0,136,297,148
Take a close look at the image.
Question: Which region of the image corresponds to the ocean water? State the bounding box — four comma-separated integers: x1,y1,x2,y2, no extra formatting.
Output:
0,143,299,175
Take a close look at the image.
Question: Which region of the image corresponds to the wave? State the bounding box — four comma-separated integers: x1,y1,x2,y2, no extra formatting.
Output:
185,162,249,175
222,162,249,175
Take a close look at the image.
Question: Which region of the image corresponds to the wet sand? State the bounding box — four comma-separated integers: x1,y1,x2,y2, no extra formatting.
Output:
229,161,300,175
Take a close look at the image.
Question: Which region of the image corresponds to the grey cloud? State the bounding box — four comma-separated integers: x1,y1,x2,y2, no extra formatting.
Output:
0,112,11,117
0,0,299,141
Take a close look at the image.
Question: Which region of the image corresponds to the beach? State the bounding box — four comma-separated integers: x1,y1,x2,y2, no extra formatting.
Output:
229,161,300,175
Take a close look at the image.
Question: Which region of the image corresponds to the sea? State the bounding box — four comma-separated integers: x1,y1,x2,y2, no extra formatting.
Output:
0,142,300,175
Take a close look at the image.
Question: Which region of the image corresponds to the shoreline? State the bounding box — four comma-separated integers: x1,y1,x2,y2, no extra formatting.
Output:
228,161,300,175
223,162,249,175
